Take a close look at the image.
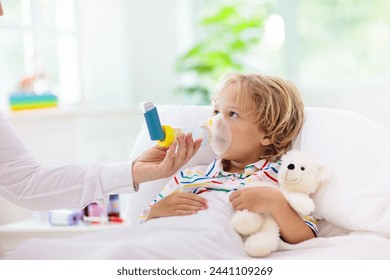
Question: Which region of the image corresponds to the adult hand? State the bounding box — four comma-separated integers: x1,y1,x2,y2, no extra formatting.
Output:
146,192,208,221
229,186,286,215
132,133,202,185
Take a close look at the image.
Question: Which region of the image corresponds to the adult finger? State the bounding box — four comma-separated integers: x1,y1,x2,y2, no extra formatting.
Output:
183,133,195,161
184,134,202,164
162,140,178,170
193,137,202,154
174,133,187,164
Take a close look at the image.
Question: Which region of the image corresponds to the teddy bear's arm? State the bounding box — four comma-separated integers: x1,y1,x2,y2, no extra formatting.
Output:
283,192,315,217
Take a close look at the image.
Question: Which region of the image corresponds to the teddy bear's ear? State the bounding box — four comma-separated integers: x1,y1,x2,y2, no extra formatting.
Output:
318,165,331,184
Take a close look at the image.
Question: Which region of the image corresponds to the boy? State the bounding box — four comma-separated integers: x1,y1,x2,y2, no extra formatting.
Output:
140,73,317,244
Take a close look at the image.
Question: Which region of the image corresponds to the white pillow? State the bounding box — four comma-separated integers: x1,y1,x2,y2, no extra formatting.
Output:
293,107,390,235
124,105,216,224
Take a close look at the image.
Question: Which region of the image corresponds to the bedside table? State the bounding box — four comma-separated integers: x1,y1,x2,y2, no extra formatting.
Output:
0,219,127,257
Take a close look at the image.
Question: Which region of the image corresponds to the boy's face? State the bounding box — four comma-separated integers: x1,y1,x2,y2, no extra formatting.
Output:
0,1,4,16
212,83,271,165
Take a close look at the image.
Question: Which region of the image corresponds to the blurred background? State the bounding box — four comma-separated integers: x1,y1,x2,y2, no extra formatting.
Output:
1,0,390,224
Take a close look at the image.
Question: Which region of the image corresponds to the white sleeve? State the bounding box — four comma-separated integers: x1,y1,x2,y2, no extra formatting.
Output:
0,110,136,210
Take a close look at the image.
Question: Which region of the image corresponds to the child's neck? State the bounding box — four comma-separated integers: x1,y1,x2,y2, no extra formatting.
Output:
222,159,251,174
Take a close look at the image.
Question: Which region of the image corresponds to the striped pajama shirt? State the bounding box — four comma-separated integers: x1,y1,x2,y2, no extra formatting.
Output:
138,157,319,236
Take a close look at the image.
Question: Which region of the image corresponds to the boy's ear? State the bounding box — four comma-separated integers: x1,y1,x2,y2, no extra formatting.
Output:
260,136,272,146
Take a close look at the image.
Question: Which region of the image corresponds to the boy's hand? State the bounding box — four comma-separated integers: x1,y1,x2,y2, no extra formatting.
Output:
132,133,202,185
146,192,208,221
229,187,286,215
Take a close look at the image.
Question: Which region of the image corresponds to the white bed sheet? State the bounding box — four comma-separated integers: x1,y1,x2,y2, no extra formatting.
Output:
6,192,390,260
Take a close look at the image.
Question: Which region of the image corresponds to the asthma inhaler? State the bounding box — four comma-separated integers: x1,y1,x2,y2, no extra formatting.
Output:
142,102,165,141
142,102,210,148
142,102,231,155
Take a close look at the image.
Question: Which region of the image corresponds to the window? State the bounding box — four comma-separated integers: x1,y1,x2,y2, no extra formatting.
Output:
181,0,390,100
0,0,81,108
296,0,390,87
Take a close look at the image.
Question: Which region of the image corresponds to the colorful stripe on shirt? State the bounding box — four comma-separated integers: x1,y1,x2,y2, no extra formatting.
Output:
138,157,319,238
138,158,281,223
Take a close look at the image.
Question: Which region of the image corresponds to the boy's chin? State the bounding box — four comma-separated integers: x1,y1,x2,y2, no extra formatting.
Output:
220,154,234,161
218,151,228,159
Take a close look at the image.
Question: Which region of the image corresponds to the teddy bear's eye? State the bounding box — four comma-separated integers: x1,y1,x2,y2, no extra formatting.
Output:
300,167,305,171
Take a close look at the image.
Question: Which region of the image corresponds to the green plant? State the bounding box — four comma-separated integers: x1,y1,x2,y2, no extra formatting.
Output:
176,3,268,103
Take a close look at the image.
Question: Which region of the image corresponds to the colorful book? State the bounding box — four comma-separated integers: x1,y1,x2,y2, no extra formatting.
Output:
9,92,58,111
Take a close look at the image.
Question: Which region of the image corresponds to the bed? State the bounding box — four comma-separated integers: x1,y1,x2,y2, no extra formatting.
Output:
5,105,390,259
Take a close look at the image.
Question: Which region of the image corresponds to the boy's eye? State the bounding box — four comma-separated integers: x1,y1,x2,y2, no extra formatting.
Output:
229,111,238,118
213,110,219,115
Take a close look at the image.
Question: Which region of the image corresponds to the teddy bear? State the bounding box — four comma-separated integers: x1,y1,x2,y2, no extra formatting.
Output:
230,150,328,257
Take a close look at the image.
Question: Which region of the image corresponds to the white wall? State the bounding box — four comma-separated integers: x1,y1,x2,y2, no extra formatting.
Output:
125,0,178,104
77,0,195,107
77,0,133,107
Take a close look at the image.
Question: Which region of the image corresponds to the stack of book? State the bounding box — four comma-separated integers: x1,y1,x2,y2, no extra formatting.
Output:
9,92,58,111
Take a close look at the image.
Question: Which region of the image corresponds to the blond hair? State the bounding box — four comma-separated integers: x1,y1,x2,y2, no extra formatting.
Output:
212,72,304,162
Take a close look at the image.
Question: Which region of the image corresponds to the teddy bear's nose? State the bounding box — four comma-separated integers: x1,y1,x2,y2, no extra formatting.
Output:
287,163,295,170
